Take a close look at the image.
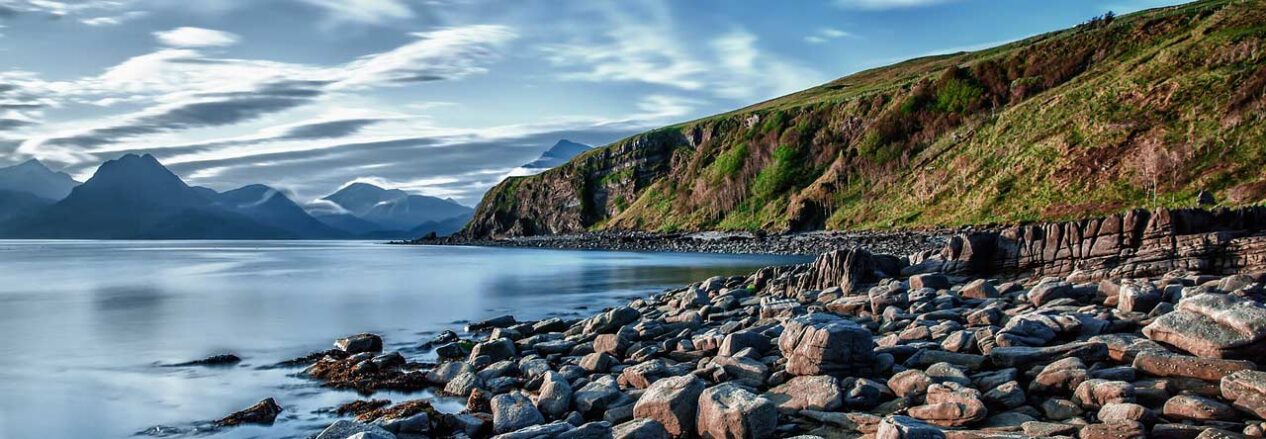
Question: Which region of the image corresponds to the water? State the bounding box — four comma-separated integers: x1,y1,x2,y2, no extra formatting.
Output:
0,240,807,438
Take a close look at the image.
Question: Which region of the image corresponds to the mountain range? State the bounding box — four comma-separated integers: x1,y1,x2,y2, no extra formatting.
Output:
505,139,592,177
0,155,474,240
463,0,1266,238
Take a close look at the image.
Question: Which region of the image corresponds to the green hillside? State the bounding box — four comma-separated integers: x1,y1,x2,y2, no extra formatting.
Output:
464,0,1266,237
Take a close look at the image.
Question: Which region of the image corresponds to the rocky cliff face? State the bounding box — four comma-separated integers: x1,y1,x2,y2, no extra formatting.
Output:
923,207,1266,281
466,0,1266,238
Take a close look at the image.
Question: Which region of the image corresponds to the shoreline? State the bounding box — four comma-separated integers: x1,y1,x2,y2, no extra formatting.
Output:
401,230,955,257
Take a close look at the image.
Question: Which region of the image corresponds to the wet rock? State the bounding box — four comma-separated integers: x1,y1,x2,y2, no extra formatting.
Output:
696,383,777,439
167,354,242,367
764,375,845,412
632,375,704,438
877,415,945,439
336,333,384,354
779,313,877,377
1142,293,1266,359
491,391,546,434
215,397,283,426
492,420,574,438
471,338,517,363
468,315,517,332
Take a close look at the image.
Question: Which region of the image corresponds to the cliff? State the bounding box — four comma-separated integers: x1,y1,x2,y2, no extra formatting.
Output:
465,0,1266,238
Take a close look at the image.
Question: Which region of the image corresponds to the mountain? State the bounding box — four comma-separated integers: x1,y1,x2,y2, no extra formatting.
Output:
0,154,291,239
211,185,348,239
506,140,593,177
0,190,54,224
464,0,1266,238
318,182,473,234
0,159,80,201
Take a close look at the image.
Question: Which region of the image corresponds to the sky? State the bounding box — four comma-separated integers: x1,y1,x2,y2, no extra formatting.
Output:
0,0,1190,206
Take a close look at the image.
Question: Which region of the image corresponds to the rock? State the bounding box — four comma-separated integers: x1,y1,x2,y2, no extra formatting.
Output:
718,331,770,357
1142,293,1266,359
574,376,631,417
960,279,998,299
1021,421,1076,437
908,382,988,427
471,338,517,363
492,420,574,439
910,274,951,291
536,372,573,420
579,352,617,373
1073,379,1134,409
1118,281,1162,313
1029,279,1077,306
988,341,1107,368
1132,351,1255,382
1097,402,1156,425
557,421,614,439
315,420,394,439
613,418,670,439
345,432,393,439
584,307,641,334
435,342,468,359
167,353,242,367
708,355,769,385
1079,421,1146,439
468,314,517,332
877,415,946,439
779,313,877,377
696,383,777,439
427,361,474,385
1162,394,1238,421
797,248,879,294
1222,370,1266,418
215,397,283,426
444,371,481,397
632,375,704,438
889,369,934,398
764,375,845,412
491,392,546,434
594,334,630,356
621,359,690,389
335,333,383,354
982,381,1025,410
1039,398,1083,420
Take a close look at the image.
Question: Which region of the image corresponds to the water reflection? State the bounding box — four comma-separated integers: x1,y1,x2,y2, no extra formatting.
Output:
0,241,807,438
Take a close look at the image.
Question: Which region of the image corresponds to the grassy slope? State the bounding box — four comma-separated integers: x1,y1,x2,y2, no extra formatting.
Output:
470,0,1266,236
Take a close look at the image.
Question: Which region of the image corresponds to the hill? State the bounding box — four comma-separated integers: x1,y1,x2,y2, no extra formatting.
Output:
464,0,1266,237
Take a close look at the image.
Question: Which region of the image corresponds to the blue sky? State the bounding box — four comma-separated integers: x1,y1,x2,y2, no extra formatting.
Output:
0,0,1189,205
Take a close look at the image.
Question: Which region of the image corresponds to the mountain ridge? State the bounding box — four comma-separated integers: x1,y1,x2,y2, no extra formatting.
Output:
0,159,80,201
463,0,1266,238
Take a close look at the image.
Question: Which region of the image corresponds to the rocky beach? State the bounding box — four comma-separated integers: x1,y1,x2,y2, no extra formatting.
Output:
199,207,1266,439
410,230,951,257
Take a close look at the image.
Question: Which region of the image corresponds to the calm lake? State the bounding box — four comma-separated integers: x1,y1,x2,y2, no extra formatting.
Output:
0,240,807,438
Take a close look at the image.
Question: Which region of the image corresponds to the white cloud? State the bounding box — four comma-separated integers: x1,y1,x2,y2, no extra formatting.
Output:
333,25,516,89
80,10,147,26
541,2,823,102
805,28,851,44
295,0,412,24
153,27,241,47
833,0,956,10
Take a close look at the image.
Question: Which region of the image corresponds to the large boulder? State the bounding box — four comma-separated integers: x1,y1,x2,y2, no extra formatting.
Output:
632,375,704,438
1142,293,1266,359
763,375,845,412
491,392,546,434
215,398,283,426
696,383,777,439
778,313,877,377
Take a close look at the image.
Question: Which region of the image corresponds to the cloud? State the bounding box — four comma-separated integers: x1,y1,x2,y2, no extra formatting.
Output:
832,0,956,10
541,2,822,102
153,27,241,47
9,24,517,159
80,10,147,26
805,28,851,44
295,0,412,24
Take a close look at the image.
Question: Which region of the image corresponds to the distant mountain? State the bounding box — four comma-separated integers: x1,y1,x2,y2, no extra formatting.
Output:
211,184,348,239
0,154,291,239
506,139,592,177
0,159,80,201
0,190,54,224
318,182,473,235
